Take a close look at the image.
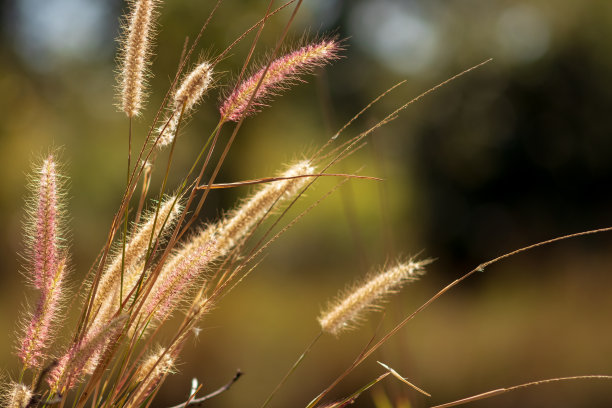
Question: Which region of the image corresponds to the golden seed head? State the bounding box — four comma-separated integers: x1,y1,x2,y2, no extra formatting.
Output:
118,0,158,117
319,259,430,336
4,383,32,408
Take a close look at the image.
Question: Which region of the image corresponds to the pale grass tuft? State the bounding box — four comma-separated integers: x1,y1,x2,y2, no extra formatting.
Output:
3,383,32,408
134,347,177,384
318,259,430,336
28,155,62,291
118,0,158,117
158,61,213,147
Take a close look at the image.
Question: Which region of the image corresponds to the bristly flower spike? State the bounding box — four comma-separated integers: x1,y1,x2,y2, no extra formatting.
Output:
3,383,33,408
140,161,314,325
32,156,60,290
18,259,68,370
118,0,158,117
18,155,68,370
220,38,341,122
89,196,181,326
128,346,177,408
142,239,215,324
47,315,127,392
212,160,315,257
157,61,213,147
318,259,430,336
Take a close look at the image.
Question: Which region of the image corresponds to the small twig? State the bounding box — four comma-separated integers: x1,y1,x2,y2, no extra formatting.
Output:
166,370,243,408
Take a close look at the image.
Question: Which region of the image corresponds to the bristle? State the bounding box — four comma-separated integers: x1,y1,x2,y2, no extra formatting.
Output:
318,260,429,336
118,0,158,117
157,61,213,147
220,39,340,122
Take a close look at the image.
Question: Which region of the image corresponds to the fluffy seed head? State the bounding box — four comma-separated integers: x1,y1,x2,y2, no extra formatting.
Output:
319,260,429,336
174,61,213,110
18,154,68,369
18,258,68,369
213,160,315,257
3,383,32,408
30,155,61,290
143,240,216,324
90,196,181,326
47,315,127,391
129,347,176,407
220,38,340,122
118,0,158,117
157,62,213,147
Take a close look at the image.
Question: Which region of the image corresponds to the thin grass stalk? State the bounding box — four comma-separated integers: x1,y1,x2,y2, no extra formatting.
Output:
260,331,323,408
431,375,612,408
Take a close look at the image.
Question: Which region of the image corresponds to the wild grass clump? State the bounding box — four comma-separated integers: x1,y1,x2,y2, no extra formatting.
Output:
3,1,611,408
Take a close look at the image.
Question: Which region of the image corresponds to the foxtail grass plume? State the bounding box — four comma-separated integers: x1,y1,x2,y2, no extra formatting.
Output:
128,346,177,407
142,239,215,323
47,315,128,392
83,197,180,373
319,260,429,336
31,156,61,290
118,0,158,117
18,155,68,370
3,383,33,408
18,259,67,370
140,161,313,324
220,39,340,122
89,196,181,326
212,160,315,257
158,61,213,147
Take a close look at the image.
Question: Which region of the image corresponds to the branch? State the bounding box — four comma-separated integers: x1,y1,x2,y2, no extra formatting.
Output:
167,370,243,408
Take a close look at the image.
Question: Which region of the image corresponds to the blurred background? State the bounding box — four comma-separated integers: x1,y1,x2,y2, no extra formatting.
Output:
1,0,612,406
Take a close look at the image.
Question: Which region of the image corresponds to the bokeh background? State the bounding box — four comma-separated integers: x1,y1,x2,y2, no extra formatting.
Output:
1,0,612,406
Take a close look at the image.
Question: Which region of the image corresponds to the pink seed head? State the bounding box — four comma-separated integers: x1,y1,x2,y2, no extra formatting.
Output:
18,259,67,369
220,38,341,122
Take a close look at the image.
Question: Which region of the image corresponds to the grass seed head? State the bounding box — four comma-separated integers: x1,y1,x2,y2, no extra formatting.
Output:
319,259,430,336
118,0,158,117
158,61,213,147
18,154,68,369
220,38,341,122
213,160,315,257
3,383,33,408
18,259,68,369
89,196,181,327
